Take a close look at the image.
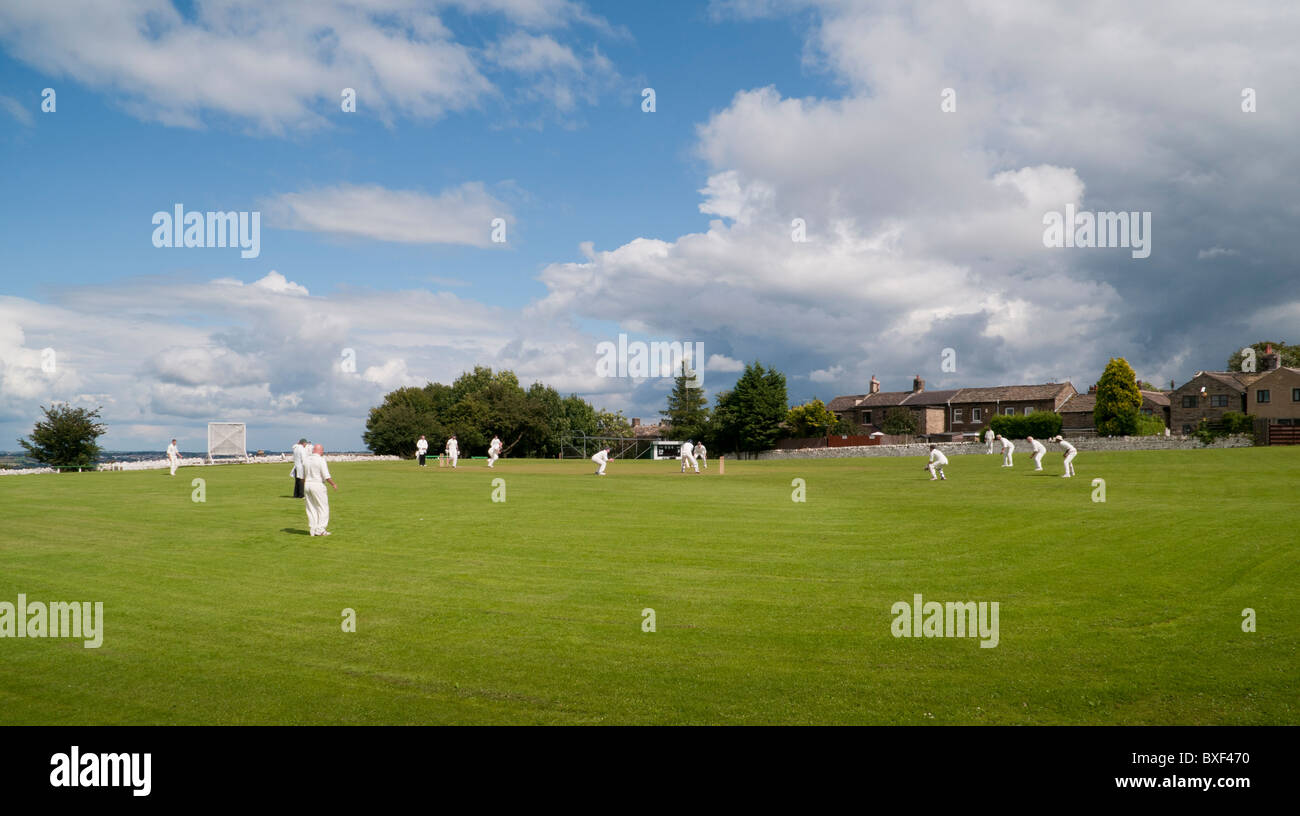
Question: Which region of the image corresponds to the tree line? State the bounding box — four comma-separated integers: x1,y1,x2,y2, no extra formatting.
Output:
362,366,632,457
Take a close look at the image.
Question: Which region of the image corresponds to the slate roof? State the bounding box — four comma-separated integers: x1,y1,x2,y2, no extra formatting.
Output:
949,382,1075,404
1060,393,1096,414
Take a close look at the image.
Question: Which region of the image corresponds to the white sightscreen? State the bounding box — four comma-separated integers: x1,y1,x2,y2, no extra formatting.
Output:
207,422,247,460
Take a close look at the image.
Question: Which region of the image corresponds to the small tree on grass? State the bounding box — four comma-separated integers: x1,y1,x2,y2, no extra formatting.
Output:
786,399,839,437
881,407,918,436
19,404,107,471
1094,357,1142,436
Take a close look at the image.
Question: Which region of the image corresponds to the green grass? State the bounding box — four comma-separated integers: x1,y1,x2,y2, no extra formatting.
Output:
1,448,1296,725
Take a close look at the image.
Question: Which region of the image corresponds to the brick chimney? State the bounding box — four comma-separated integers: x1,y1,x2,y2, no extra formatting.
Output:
869,375,880,395
631,418,640,428
1170,380,1176,390
912,375,924,393
1263,344,1281,371
1088,384,1097,394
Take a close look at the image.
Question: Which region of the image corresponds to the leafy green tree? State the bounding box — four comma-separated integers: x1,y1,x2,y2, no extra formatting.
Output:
519,382,564,457
596,410,634,438
786,398,839,437
881,406,919,435
661,361,709,440
1095,357,1142,436
366,368,628,457
561,394,600,438
362,386,439,456
19,404,107,470
830,414,856,435
709,362,788,452
1227,341,1300,372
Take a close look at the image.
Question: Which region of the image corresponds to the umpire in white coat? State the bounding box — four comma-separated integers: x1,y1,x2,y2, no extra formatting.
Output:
291,438,308,498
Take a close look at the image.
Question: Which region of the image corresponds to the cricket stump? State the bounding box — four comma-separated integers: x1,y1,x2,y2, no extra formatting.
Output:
718,455,725,475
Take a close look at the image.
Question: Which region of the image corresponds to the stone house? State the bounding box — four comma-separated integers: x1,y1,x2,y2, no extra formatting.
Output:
1244,365,1300,426
830,377,1076,437
1168,371,1263,434
945,382,1077,436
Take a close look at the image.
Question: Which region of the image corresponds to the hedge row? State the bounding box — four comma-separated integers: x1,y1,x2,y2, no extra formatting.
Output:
986,412,1063,439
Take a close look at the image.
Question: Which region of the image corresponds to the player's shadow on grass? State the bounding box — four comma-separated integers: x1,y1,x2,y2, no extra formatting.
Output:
281,527,311,536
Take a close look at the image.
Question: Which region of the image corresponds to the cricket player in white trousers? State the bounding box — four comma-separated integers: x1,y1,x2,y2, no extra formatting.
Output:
304,444,338,536
446,435,459,468
166,439,180,476
926,445,948,480
488,435,502,468
998,434,1015,467
1054,436,1077,477
416,435,428,467
591,447,610,475
1028,436,1047,471
291,437,308,498
695,442,707,469
984,428,995,454
680,440,699,473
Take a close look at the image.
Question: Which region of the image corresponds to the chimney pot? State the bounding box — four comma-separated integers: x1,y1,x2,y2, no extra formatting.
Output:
912,375,925,393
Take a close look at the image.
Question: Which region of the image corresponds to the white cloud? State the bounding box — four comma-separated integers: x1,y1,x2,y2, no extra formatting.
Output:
214,270,310,296
362,358,423,391
0,0,614,132
263,183,510,247
809,365,843,383
706,354,744,372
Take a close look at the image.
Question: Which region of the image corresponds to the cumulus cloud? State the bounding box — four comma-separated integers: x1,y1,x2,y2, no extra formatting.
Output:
808,365,843,383
707,354,745,372
536,0,1300,399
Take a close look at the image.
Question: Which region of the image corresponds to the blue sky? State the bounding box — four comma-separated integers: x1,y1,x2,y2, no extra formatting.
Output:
1,1,1298,451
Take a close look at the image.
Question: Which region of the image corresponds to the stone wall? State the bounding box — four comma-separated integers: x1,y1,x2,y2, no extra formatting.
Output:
754,434,1253,460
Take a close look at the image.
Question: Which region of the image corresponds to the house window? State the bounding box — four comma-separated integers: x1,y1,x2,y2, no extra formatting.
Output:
1182,425,1192,434
1293,388,1300,402
952,408,963,424
972,407,982,422
1182,396,1196,408
1210,395,1229,408
1023,407,1034,415
1141,408,1152,416
1257,389,1270,404
864,411,872,424
1004,407,1015,416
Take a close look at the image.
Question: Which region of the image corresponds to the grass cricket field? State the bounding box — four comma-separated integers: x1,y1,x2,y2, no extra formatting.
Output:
1,447,1296,725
